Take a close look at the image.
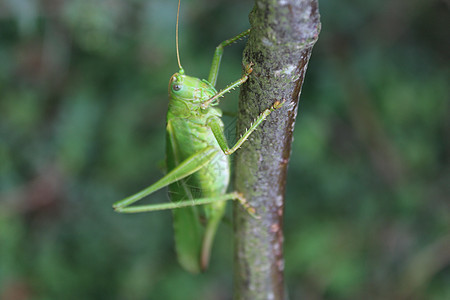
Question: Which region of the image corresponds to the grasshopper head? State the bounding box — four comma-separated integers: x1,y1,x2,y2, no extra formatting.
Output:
168,70,216,108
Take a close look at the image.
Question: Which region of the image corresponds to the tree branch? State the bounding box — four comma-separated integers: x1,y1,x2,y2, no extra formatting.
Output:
233,1,320,299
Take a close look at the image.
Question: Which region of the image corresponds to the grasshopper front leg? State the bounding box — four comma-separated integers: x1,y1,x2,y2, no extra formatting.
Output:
201,63,253,109
208,29,250,86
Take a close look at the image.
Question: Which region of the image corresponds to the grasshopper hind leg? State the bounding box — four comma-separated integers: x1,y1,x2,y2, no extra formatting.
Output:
114,191,257,217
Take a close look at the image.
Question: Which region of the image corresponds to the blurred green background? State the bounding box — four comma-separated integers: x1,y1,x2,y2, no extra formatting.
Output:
0,0,448,299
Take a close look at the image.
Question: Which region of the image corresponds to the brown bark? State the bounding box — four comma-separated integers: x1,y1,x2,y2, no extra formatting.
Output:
233,1,320,299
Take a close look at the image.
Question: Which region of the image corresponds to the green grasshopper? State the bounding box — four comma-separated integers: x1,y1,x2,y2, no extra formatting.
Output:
113,0,283,273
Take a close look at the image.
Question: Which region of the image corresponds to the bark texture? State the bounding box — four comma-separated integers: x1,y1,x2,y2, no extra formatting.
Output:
233,1,320,299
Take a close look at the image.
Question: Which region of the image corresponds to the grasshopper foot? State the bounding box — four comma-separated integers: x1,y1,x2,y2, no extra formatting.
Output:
272,98,286,110
233,191,261,219
244,62,254,76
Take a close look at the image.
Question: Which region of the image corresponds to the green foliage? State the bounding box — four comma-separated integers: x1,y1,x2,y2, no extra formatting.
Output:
0,0,448,299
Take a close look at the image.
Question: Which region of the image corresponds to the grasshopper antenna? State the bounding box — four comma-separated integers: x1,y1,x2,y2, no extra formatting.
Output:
176,0,184,73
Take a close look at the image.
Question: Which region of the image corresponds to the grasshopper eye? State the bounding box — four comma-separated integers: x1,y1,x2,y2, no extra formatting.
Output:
173,84,182,91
